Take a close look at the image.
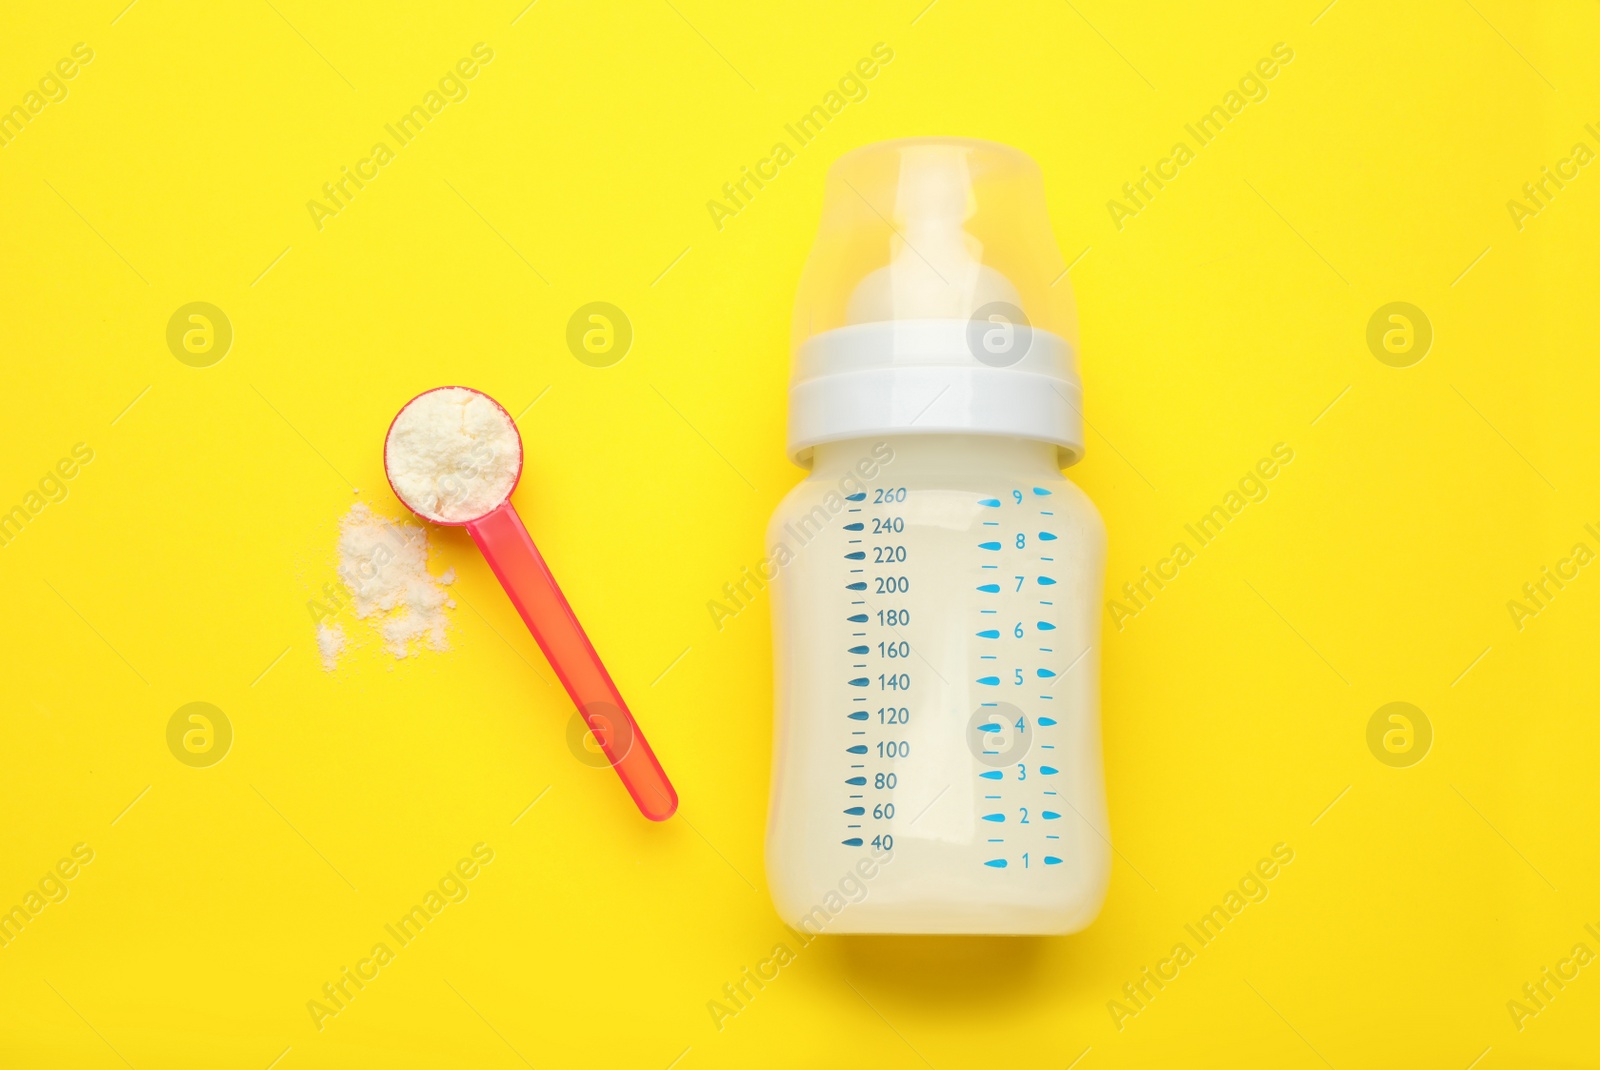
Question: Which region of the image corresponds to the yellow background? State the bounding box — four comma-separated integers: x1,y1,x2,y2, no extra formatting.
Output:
3,0,1598,1066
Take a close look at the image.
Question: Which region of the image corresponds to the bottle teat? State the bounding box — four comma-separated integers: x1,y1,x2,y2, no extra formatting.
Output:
845,145,1022,325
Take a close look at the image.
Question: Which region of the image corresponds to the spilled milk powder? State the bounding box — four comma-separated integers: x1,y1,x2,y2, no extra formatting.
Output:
317,503,456,669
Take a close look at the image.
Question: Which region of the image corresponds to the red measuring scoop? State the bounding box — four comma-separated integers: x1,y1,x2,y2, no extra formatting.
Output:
384,386,677,821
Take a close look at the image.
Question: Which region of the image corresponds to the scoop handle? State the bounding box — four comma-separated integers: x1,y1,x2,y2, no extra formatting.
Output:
466,501,677,821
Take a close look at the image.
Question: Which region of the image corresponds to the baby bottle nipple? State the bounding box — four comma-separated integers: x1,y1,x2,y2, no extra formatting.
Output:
845,143,1022,325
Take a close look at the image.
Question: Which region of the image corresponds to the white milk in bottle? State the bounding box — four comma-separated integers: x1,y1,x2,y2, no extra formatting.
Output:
765,138,1109,935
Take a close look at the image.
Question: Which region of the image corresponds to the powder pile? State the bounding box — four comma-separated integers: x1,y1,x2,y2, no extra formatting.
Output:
316,623,345,670
318,503,456,669
385,387,521,522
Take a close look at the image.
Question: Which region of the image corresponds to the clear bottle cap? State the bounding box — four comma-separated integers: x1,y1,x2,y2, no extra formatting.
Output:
787,138,1084,468
793,137,1077,349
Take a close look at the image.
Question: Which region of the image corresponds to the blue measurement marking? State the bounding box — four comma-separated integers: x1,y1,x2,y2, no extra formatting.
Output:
980,655,997,661
979,770,1003,780
977,676,999,686
1039,647,1053,653
977,629,1000,639
1042,811,1061,820
987,839,1004,843
845,492,866,502
844,522,863,531
1038,531,1058,541
977,583,1000,593
1044,856,1062,865
843,562,858,853
984,859,1007,868
976,723,1000,734
1040,600,1054,606
1033,487,1052,496
1037,622,1055,630
1040,511,1054,517
1041,557,1054,562
1038,716,1058,726
979,498,1001,507
985,795,1001,799
844,551,865,560
1038,576,1057,586
983,521,999,526
982,813,1005,823
1037,668,1057,678
1040,765,1059,775
978,541,1001,551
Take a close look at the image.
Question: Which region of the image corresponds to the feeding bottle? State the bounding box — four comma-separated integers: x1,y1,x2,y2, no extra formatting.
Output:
765,138,1108,935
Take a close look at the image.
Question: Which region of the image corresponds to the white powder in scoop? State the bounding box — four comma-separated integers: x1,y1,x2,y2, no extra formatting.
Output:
318,503,457,668
385,387,521,522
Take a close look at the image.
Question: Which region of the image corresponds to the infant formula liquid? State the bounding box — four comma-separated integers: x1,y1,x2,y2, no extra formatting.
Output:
767,435,1106,933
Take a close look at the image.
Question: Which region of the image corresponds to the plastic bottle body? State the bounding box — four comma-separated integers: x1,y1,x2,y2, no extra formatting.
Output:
765,435,1108,934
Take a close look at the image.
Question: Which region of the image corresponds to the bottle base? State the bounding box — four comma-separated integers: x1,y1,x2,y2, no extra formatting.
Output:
777,892,1104,938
